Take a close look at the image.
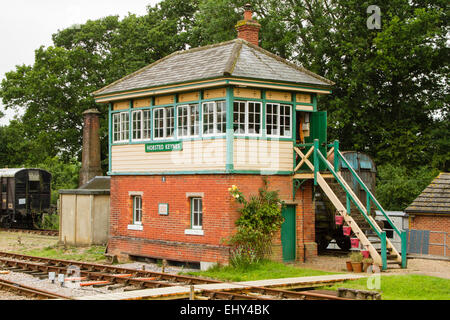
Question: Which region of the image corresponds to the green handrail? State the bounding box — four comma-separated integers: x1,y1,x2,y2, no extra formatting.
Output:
337,149,407,268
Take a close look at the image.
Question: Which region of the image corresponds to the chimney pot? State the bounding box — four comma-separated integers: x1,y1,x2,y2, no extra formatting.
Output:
235,3,261,46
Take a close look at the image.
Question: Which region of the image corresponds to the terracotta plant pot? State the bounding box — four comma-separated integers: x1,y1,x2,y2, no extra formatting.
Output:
351,262,363,273
346,261,353,272
343,226,352,236
350,238,360,248
363,263,372,272
335,215,344,225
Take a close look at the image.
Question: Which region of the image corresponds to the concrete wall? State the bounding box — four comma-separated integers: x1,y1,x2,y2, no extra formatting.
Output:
59,192,110,246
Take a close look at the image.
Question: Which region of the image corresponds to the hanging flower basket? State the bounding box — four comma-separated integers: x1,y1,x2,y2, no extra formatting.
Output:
362,250,370,258
343,226,352,236
350,238,360,248
335,215,344,225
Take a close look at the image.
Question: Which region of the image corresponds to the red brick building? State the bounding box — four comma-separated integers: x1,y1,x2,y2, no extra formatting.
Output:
405,172,450,257
94,6,334,269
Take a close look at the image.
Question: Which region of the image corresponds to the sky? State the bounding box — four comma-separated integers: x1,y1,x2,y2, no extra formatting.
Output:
0,0,161,125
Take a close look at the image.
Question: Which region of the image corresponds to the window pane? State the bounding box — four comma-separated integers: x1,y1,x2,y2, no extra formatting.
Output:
203,103,214,135
143,110,151,139
216,101,226,134
154,109,164,139
177,105,188,137
190,104,199,136
132,111,142,140
233,101,246,134
166,107,174,138
248,102,261,134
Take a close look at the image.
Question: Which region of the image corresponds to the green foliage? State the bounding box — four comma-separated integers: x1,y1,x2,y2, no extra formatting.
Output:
184,259,338,282
36,156,80,205
325,274,450,300
227,180,285,267
37,214,59,230
376,164,439,211
349,251,363,263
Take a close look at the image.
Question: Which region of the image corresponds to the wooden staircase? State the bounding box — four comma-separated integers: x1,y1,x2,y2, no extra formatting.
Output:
294,140,407,270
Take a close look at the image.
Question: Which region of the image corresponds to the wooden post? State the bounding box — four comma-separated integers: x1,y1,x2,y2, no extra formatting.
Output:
189,285,195,300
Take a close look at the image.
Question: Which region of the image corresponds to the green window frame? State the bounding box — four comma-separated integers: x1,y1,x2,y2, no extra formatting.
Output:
202,101,226,136
266,103,292,138
153,106,175,140
233,100,262,136
131,109,151,141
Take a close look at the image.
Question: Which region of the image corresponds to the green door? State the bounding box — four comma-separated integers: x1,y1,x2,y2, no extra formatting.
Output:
281,205,296,261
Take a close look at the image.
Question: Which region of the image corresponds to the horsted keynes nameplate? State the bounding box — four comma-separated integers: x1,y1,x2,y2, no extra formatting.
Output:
145,141,183,152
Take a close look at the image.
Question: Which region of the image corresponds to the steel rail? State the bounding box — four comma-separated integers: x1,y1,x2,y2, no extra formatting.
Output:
0,278,71,300
0,252,351,300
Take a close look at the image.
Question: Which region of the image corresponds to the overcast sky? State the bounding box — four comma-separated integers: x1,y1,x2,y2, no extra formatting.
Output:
0,0,160,125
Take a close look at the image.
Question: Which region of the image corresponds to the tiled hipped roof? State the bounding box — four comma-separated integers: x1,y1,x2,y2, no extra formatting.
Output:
93,39,334,96
405,172,450,215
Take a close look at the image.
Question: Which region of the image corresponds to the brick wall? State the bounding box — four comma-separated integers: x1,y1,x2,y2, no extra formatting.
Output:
108,174,316,264
410,214,450,256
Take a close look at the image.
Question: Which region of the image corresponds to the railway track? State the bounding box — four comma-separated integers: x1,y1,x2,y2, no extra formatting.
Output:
0,278,71,300
0,251,351,300
0,228,58,236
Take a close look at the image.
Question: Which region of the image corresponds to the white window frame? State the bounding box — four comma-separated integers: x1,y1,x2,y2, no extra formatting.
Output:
233,100,262,136
190,197,203,230
131,110,151,141
132,195,143,225
266,103,292,138
153,107,175,140
202,101,226,136
112,112,129,143
177,104,199,138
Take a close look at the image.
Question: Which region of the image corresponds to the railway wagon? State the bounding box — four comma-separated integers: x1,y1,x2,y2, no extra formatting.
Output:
315,151,377,252
0,168,51,228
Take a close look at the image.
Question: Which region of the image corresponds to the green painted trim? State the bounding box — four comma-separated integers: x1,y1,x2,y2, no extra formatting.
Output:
226,86,234,172
233,136,293,142
228,78,333,93
108,169,293,176
380,232,387,270
95,78,228,101
401,231,408,268
312,93,318,112
108,103,112,173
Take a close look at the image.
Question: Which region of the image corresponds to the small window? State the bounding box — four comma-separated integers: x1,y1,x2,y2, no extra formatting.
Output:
233,101,262,135
203,101,226,136
177,104,199,138
191,197,203,229
153,107,175,139
266,103,291,138
112,112,130,142
133,196,143,225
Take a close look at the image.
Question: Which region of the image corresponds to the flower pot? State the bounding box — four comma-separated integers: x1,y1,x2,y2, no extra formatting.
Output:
343,226,352,236
346,261,353,272
350,238,360,248
362,250,370,258
351,262,363,273
363,263,372,272
335,215,344,226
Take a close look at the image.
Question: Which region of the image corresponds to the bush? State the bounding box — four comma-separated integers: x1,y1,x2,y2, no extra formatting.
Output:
376,164,439,211
227,179,285,266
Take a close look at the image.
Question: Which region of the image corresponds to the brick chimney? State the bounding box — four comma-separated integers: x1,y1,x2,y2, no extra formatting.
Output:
79,108,103,187
235,4,261,46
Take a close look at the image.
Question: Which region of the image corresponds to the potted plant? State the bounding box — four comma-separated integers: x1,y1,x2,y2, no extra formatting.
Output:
362,257,373,272
345,255,353,272
350,252,363,273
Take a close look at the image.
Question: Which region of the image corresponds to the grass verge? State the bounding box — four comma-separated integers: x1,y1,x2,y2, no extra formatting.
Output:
324,274,450,300
184,259,341,282
17,245,107,263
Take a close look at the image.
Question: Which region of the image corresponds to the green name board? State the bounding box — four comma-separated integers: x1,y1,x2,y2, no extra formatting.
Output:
145,141,183,152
